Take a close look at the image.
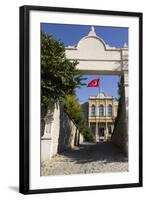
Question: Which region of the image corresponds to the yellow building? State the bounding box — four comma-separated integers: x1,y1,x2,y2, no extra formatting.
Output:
88,92,118,141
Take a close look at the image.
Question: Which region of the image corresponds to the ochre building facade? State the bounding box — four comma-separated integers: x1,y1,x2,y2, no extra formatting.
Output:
88,92,118,141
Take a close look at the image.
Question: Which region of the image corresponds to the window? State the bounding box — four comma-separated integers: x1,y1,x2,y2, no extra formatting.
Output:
99,105,104,116
90,123,96,134
108,126,112,134
91,104,96,116
108,105,112,116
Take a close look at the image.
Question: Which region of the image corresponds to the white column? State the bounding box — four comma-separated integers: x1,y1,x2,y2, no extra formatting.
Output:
123,70,129,116
105,99,108,140
96,121,99,142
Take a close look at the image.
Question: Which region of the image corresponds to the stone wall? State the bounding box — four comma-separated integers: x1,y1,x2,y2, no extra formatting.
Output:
58,105,84,152
41,103,60,161
41,103,84,162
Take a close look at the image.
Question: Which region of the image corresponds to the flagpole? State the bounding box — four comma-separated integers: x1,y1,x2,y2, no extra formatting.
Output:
87,77,100,142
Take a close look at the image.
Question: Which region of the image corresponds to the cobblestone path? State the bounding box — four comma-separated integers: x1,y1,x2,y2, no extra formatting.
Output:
41,142,128,176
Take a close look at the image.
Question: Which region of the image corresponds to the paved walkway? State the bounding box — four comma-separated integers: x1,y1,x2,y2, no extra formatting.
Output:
41,142,128,176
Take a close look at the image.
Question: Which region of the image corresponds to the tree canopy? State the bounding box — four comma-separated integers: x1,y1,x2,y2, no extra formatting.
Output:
41,32,94,141
41,32,85,115
64,95,83,125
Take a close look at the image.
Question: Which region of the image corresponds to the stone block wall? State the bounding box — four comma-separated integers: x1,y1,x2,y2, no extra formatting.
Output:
58,104,84,152
41,103,60,161
41,103,84,162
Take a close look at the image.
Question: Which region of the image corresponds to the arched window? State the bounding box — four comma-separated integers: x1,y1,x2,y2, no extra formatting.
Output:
108,105,112,116
99,105,104,116
91,104,96,116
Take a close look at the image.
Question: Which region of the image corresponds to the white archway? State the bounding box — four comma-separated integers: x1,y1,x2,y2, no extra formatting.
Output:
65,26,128,76
65,27,128,153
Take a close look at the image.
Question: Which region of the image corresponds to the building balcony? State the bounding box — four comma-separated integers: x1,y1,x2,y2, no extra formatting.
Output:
89,115,113,118
88,115,114,123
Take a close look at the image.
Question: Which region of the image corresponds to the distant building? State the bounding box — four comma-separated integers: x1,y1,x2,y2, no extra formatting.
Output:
88,92,118,141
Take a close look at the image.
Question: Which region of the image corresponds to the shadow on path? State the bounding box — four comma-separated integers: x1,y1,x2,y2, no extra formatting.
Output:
59,142,128,164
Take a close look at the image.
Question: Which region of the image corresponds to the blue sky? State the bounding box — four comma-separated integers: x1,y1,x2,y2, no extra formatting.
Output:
41,23,128,103
76,75,120,103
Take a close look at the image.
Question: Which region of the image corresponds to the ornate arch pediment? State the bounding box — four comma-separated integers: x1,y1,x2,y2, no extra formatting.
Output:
65,26,128,75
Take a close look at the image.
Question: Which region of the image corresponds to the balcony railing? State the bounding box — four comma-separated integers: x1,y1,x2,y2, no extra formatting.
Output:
89,115,113,118
88,115,114,120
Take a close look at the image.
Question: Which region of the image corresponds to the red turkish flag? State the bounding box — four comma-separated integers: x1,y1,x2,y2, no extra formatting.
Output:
87,79,100,87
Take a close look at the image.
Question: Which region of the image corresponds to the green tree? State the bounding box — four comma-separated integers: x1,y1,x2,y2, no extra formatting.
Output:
41,31,84,117
113,76,122,130
41,32,94,141
64,95,83,123
64,95,95,142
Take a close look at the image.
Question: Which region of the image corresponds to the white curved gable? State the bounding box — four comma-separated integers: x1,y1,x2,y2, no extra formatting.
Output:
65,27,128,75
97,92,106,98
76,36,106,60
78,36,105,50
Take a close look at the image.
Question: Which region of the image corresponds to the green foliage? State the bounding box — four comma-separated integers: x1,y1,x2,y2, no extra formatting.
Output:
64,95,82,123
113,76,123,130
117,79,122,99
82,127,95,142
41,31,85,116
64,95,95,142
41,31,93,141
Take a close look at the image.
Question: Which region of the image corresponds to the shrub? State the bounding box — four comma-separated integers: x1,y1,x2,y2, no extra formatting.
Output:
82,127,95,142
